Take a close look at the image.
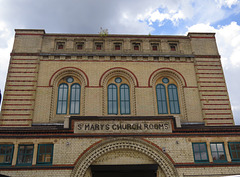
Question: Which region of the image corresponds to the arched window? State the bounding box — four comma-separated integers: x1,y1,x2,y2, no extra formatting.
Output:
156,84,168,114
57,83,68,114
70,84,81,114
57,77,81,115
168,84,180,114
108,84,118,114
107,77,130,115
156,77,180,114
120,84,130,114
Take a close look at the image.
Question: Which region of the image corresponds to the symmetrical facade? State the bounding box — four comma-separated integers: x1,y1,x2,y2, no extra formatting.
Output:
0,29,239,177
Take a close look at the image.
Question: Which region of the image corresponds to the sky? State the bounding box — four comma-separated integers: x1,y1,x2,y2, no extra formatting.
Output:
0,0,239,124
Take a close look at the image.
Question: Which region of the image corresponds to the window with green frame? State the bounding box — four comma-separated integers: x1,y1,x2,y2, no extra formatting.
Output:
192,143,209,162
107,77,130,115
0,144,14,166
228,142,240,161
156,77,180,114
56,76,81,115
37,144,54,165
17,144,34,166
210,143,227,162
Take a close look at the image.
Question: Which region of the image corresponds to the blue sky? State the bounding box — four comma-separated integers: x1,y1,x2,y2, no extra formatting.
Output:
0,0,240,124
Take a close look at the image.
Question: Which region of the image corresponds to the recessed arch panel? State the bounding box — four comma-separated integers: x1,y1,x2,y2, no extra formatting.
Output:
71,138,179,177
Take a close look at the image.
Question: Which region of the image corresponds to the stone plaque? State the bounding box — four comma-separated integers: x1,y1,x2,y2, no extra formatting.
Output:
73,120,172,134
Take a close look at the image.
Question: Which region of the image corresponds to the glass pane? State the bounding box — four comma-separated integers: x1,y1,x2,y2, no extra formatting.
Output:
17,155,24,163
18,146,25,154
25,155,32,163
211,144,217,151
26,146,33,154
125,102,130,114
63,88,68,100
0,146,5,154
58,88,63,100
108,102,113,113
212,152,218,161
120,87,125,98
194,152,201,160
62,102,67,113
232,151,237,158
237,152,240,158
230,143,235,150
57,103,62,113
76,88,80,100
6,146,12,154
39,145,45,154
71,88,76,99
5,155,11,163
236,144,240,150
38,154,44,163
217,144,223,151
199,144,206,152
70,102,75,113
201,152,207,160
46,145,52,153
113,102,117,114
45,154,51,162
173,89,178,99
219,152,226,160
193,144,200,152
169,102,175,113
121,102,125,113
75,102,80,113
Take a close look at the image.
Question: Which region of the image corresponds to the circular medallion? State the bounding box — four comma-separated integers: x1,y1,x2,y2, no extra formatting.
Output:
115,77,122,83
162,78,169,84
66,77,74,83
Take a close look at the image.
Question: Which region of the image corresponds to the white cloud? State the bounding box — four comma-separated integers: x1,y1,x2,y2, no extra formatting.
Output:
187,22,240,68
0,21,13,108
187,22,240,124
215,0,240,8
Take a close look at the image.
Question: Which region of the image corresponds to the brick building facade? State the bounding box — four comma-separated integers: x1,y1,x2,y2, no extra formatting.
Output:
0,29,239,177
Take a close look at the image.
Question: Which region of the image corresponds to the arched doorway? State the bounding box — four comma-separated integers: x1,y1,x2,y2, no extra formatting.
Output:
71,138,179,177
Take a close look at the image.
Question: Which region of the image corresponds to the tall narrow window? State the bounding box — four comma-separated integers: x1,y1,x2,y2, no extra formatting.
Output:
70,84,81,114
0,144,14,166
108,84,118,114
120,84,130,114
168,84,180,114
37,144,54,165
156,84,168,114
107,77,131,115
56,76,81,115
17,145,34,166
57,83,68,114
156,77,180,115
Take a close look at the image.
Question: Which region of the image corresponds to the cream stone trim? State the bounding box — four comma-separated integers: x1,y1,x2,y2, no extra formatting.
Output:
49,68,87,122
71,137,179,177
150,69,188,121
100,68,137,116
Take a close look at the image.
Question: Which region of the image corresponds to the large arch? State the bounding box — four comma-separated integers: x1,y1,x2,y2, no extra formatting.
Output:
99,67,138,115
149,68,188,120
71,138,179,177
148,67,187,88
49,67,88,121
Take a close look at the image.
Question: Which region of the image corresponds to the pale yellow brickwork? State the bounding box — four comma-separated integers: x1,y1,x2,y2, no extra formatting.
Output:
0,30,238,177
